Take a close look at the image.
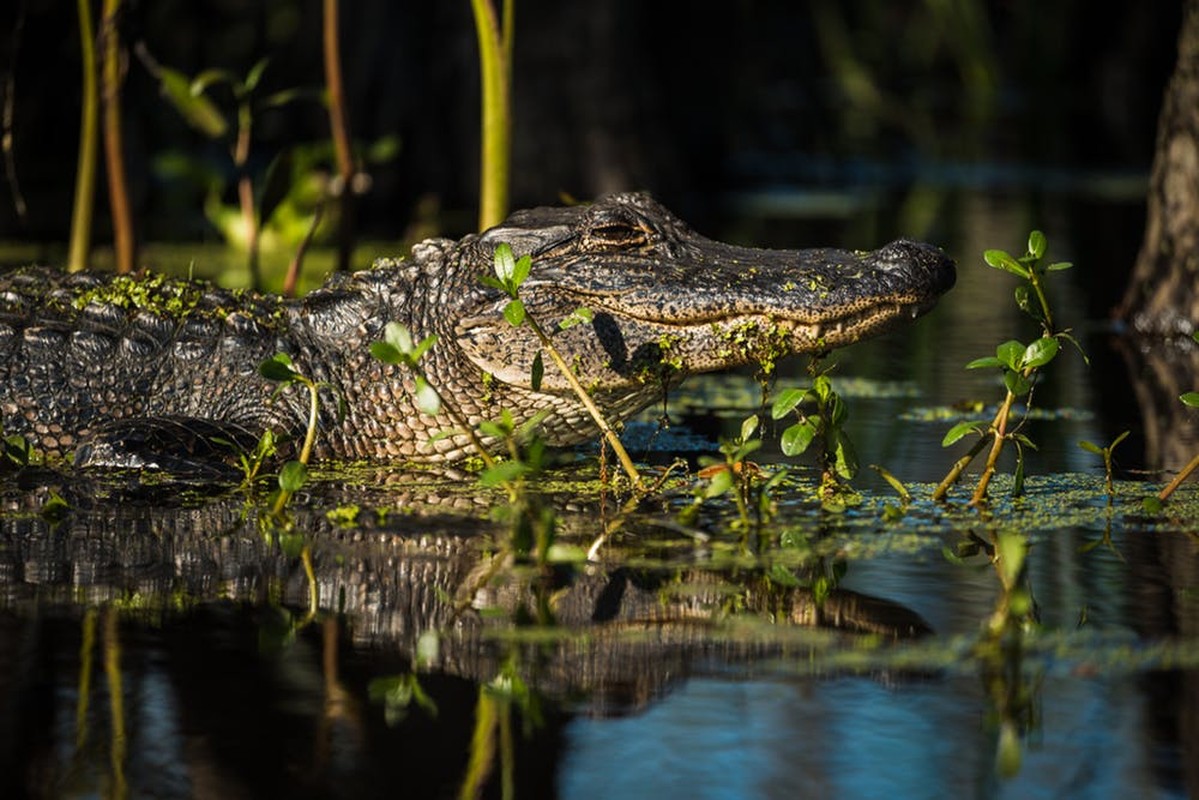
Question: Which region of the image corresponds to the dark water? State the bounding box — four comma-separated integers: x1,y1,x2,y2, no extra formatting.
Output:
2,195,1199,799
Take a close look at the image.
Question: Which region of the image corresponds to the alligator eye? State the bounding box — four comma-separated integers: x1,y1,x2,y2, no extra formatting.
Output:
586,222,651,249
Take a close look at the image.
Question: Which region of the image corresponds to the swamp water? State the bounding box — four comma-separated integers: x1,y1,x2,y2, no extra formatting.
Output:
2,211,1198,799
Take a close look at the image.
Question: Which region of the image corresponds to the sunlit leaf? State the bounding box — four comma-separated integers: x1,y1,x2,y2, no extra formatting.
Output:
502,299,526,326
512,253,532,288
995,340,1026,371
369,340,403,365
384,321,415,354
1181,392,1199,408
414,376,441,415
1027,230,1047,260
942,420,983,447
278,460,308,492
780,420,817,456
739,414,759,444
1078,440,1103,455
411,334,438,362
493,242,516,283
1046,261,1073,271
771,387,808,419
966,356,1004,370
984,249,1028,278
1021,336,1059,369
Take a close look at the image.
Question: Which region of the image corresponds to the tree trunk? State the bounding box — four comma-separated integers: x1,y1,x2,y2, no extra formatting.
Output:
1118,0,1199,336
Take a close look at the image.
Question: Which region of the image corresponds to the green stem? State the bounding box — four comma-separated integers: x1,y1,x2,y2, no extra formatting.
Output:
523,314,643,488
323,0,356,272
68,0,98,273
469,0,511,230
100,0,135,274
932,434,991,501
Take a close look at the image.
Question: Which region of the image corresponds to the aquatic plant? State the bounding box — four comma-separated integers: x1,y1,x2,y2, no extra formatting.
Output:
136,48,310,289
484,243,643,488
258,352,346,515
1078,430,1129,501
771,359,861,509
100,0,135,274
933,231,1080,505
1155,331,1199,505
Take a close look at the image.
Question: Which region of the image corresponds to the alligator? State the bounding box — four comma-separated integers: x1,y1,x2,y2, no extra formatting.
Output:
0,192,954,468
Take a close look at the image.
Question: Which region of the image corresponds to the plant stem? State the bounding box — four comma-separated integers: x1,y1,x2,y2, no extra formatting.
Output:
233,103,260,289
469,0,511,230
932,434,991,501
1159,450,1199,502
68,0,98,273
970,390,1017,506
100,0,135,274
322,0,356,272
522,315,643,488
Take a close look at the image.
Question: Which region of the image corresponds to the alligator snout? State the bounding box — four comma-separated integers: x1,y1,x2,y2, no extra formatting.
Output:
872,239,957,297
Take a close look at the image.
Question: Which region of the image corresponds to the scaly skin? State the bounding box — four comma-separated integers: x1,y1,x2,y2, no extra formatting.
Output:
0,192,955,467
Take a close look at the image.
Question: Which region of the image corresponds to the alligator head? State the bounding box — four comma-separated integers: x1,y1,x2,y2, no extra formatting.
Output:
439,192,955,447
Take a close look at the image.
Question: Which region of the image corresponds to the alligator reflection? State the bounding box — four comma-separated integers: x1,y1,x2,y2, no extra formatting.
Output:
0,471,931,797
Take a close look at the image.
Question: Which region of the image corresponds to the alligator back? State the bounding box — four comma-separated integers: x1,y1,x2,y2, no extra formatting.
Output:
0,267,300,462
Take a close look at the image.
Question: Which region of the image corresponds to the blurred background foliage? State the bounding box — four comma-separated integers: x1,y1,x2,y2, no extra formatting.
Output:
0,0,1181,298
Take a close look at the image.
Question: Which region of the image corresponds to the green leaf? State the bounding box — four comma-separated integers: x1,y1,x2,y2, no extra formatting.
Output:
369,340,403,365
257,150,294,227
704,467,734,498
411,334,438,362
478,460,530,487
413,376,441,415
1004,370,1032,396
984,249,1029,278
966,356,1004,370
190,68,236,95
1110,430,1131,449
558,307,594,330
1181,392,1199,408
243,57,270,93
770,387,809,419
278,460,308,492
478,275,508,293
833,429,858,479
1046,261,1073,272
384,321,415,354
1078,440,1103,455
780,420,817,456
739,415,759,445
1142,496,1163,514
502,299,526,326
259,353,298,382
531,352,544,391
812,375,833,403
942,420,983,447
493,243,516,283
512,254,532,288
1021,336,1059,369
158,66,228,138
995,340,1026,371
1027,230,1047,260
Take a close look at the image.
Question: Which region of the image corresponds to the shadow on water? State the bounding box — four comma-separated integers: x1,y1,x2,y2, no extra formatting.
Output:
3,189,1199,798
